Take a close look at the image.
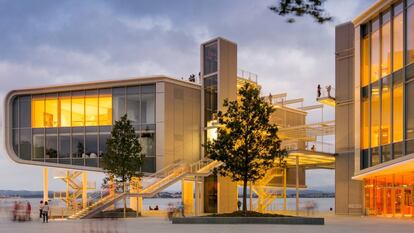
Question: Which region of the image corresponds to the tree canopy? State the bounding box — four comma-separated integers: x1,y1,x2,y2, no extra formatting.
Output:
102,114,145,186
269,0,332,24
205,82,287,212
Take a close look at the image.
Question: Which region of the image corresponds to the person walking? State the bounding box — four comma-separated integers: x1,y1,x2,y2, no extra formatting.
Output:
42,201,49,223
317,84,321,98
26,201,31,221
39,200,44,219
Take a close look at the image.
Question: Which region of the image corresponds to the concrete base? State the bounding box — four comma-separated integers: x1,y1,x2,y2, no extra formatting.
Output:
172,217,324,225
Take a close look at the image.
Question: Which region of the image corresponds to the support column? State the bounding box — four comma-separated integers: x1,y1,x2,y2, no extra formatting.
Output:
43,167,49,202
82,171,88,209
296,156,299,216
194,177,200,216
130,177,142,216
182,179,194,216
66,171,70,208
283,168,287,211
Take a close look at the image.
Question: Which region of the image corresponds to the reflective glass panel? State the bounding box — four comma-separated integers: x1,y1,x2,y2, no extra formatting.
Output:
72,95,84,127
407,81,414,139
19,129,31,160
19,96,31,128
85,96,98,126
141,94,155,124
203,42,218,75
407,3,414,64
381,13,391,77
371,19,380,82
381,77,391,145
393,74,403,142
393,4,404,71
59,95,71,127
33,130,44,160
32,97,44,128
371,82,380,147
361,87,370,149
361,35,370,86
45,98,58,127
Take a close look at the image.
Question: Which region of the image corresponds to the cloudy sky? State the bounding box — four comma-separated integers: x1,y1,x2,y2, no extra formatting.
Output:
0,0,375,191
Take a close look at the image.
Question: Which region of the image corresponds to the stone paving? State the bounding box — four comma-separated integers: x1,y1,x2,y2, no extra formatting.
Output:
0,215,413,233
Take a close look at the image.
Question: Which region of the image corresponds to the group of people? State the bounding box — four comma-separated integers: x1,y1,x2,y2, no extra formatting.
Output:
148,205,159,211
11,201,31,221
317,84,333,98
39,200,49,223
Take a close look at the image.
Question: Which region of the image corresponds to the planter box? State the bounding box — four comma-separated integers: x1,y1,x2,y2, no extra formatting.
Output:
172,216,324,225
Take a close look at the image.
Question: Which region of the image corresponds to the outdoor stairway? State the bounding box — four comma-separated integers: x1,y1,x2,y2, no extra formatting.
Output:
68,192,126,219
252,167,284,212
68,158,223,219
53,170,94,208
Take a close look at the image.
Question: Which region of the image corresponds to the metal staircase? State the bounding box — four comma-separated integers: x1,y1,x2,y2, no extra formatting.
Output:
67,158,222,219
251,167,284,212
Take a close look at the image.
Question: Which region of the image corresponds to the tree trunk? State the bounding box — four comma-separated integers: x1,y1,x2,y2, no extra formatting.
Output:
242,176,248,215
123,182,126,218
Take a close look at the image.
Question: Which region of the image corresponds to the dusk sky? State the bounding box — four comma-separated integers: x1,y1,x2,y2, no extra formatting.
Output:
0,0,375,191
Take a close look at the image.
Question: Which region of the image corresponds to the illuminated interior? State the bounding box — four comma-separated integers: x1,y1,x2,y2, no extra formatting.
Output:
361,36,370,87
371,19,380,83
381,11,391,77
32,95,113,128
393,4,403,71
361,88,369,149
393,76,403,142
364,173,414,217
371,82,380,148
381,77,390,145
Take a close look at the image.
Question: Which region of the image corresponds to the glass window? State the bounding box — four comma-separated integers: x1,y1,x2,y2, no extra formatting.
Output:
393,74,404,142
204,42,218,75
72,130,84,158
381,77,391,145
99,132,110,157
72,92,85,127
361,86,370,149
141,94,155,124
393,141,403,159
139,132,155,157
19,96,31,128
99,89,112,125
371,81,380,147
32,96,45,128
85,133,98,157
381,12,391,77
406,81,414,139
371,19,380,83
361,34,370,86
371,147,380,166
204,75,218,123
361,149,369,169
45,97,58,127
58,132,71,158
113,87,126,122
126,92,140,125
12,97,18,128
85,94,98,126
33,129,44,160
13,129,18,155
393,3,404,71
45,129,57,158
59,93,71,127
19,129,31,160
141,84,155,93
407,3,414,64
382,144,391,162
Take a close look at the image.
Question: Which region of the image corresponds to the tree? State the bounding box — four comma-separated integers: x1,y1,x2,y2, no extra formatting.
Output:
269,0,332,24
102,114,145,217
205,82,287,214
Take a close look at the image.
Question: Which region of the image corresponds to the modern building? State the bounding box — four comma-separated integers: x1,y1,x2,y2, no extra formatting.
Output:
336,0,414,217
4,37,335,218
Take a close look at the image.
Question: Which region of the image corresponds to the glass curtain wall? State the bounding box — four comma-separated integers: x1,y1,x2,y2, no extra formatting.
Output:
11,84,156,172
359,1,414,169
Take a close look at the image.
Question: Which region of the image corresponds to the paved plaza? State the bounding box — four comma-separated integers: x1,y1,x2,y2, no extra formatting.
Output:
0,215,413,233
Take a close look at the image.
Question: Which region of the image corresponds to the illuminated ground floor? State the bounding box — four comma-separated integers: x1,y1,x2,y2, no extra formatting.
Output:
364,173,414,218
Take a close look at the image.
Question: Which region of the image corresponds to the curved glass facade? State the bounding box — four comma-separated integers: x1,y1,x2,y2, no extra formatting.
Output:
360,0,414,169
11,84,156,172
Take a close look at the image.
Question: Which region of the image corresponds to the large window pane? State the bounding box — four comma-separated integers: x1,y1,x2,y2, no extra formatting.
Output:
85,95,98,126
45,98,58,127
85,133,98,157
19,96,31,128
126,93,140,125
381,12,391,77
393,3,404,71
361,86,370,149
72,93,84,127
45,129,57,159
371,82,380,147
140,132,155,157
361,35,370,86
204,75,218,123
12,97,18,128
19,129,31,160
113,87,126,122
58,132,70,159
72,130,84,158
141,94,155,124
393,74,403,142
371,19,380,83
371,147,380,166
407,81,414,139
203,42,218,75
32,96,44,128
381,77,391,145
407,3,414,65
99,132,110,157
13,129,18,155
33,129,44,160
99,90,112,125
59,93,71,127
